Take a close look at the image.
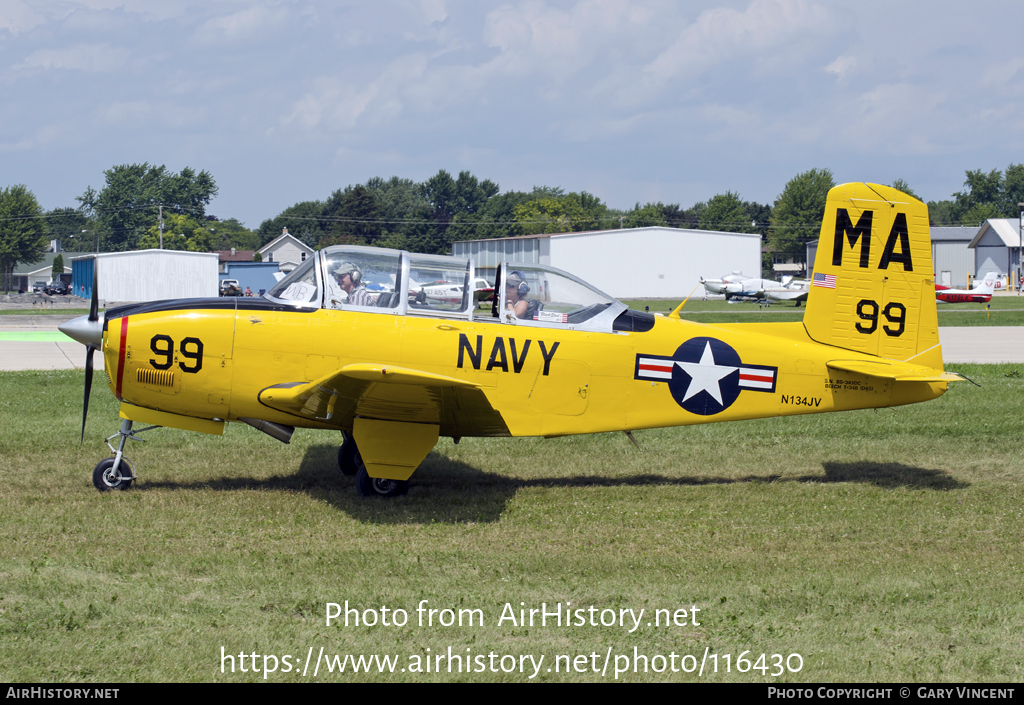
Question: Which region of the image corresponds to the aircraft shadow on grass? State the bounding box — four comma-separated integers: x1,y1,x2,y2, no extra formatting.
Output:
141,446,968,524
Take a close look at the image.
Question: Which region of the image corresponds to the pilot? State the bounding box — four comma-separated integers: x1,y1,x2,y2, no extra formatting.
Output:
505,270,530,319
332,261,375,306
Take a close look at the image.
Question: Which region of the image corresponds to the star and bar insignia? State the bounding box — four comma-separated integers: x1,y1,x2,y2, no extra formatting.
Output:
635,337,777,416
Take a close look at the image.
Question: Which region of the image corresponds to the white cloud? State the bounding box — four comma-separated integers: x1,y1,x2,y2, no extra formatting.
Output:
644,0,833,84
482,0,663,83
282,54,429,131
825,55,857,79
0,0,48,34
194,3,293,43
11,43,131,74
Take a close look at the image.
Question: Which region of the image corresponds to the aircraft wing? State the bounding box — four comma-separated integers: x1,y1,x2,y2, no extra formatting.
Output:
258,364,510,436
766,289,809,302
826,359,962,383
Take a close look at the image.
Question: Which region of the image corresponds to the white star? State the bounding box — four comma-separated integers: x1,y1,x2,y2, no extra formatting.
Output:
675,341,737,405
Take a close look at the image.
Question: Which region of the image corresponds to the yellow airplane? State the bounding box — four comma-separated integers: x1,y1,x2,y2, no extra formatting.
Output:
61,183,960,497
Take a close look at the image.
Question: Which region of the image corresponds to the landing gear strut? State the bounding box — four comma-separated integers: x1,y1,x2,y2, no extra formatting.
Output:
339,431,410,497
92,419,158,492
338,431,358,476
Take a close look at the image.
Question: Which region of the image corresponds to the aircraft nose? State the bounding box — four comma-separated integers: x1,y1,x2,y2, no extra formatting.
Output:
59,313,104,348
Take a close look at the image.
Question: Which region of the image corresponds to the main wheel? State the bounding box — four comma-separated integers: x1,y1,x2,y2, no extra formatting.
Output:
338,432,358,476
93,457,134,492
354,453,409,498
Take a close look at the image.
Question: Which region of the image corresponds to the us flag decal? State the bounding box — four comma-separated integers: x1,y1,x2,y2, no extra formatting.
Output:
813,272,837,289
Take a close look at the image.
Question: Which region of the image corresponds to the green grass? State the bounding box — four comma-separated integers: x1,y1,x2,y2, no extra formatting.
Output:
624,296,1024,327
0,308,89,316
2,367,1023,682
5,296,1024,327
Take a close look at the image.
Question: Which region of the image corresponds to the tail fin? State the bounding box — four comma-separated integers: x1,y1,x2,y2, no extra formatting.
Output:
803,183,941,367
976,272,997,295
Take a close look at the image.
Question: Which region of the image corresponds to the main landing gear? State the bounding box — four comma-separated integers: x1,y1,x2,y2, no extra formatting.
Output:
338,431,410,498
92,419,158,492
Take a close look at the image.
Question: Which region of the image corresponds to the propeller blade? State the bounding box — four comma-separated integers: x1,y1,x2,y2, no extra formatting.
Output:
88,267,99,322
81,345,95,443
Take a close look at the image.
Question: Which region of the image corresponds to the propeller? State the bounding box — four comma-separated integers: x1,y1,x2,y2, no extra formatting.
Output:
82,272,99,442
59,268,103,442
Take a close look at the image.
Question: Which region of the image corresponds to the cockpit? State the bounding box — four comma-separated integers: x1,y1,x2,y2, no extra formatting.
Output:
265,245,654,333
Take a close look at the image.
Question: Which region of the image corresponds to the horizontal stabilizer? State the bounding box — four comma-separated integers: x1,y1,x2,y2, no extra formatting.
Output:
826,359,962,383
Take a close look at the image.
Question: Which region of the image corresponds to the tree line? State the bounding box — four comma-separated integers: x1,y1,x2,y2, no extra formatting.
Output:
2,162,1023,291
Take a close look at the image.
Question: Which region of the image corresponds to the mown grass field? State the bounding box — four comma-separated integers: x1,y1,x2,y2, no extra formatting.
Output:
624,295,1024,327
1,366,1023,682
5,296,1024,329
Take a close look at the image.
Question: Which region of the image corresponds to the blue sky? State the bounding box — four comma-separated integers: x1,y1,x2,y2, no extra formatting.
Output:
2,0,1022,228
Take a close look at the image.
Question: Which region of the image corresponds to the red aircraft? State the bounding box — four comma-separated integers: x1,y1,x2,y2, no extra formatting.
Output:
935,272,997,304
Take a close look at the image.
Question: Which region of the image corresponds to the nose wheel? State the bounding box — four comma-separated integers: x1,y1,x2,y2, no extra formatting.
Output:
91,419,159,492
93,457,134,491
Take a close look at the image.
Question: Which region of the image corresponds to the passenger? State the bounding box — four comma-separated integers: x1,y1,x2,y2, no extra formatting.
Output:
505,270,530,319
332,261,376,306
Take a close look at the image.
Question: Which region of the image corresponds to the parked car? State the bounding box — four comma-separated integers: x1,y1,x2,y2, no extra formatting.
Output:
45,281,69,296
219,279,242,297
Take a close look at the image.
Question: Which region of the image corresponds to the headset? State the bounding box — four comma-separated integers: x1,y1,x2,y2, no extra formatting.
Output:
507,270,529,297
333,261,362,285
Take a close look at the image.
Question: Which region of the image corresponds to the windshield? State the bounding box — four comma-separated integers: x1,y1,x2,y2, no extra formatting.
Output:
265,258,319,305
323,249,403,310
501,264,620,326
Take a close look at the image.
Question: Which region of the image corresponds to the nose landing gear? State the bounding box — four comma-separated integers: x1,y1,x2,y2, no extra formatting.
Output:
92,419,159,492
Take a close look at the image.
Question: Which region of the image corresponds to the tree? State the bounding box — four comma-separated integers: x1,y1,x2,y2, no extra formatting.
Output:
449,190,534,242
257,200,325,247
625,202,667,228
512,197,594,235
0,185,46,292
138,213,212,252
768,168,835,264
321,185,383,246
699,192,755,232
205,217,260,252
927,199,954,226
945,163,1024,223
52,254,64,281
80,163,218,251
45,207,92,248
1002,163,1024,215
889,179,920,200
419,170,500,252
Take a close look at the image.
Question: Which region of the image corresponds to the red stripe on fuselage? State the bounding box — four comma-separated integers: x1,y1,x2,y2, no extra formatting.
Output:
115,317,129,400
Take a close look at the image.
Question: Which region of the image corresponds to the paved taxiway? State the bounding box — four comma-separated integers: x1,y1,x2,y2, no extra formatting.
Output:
2,316,1023,370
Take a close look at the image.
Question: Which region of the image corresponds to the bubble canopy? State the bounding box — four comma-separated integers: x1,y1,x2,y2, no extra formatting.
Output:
264,244,634,332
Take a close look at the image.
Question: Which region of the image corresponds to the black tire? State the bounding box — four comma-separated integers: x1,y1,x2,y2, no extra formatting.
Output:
354,454,409,498
338,432,358,476
93,457,133,492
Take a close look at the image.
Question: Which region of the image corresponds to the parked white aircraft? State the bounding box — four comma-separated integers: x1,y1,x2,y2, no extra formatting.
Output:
703,273,809,303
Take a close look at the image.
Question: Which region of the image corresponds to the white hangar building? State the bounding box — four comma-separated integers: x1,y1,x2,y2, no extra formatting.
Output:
71,250,219,303
452,226,762,300
970,218,1022,284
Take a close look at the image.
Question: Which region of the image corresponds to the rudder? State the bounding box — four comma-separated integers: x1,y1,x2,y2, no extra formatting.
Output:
803,183,941,366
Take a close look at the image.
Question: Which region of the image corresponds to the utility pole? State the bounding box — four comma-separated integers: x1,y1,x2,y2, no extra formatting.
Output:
1018,202,1023,295
159,205,164,249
